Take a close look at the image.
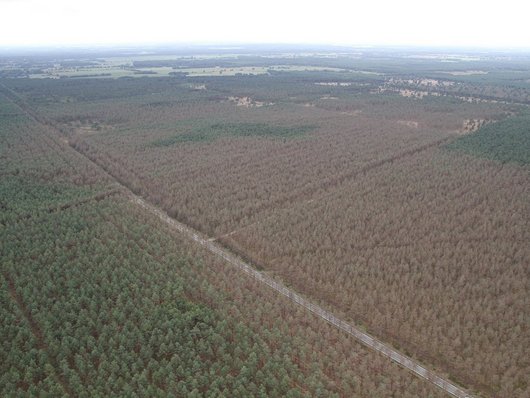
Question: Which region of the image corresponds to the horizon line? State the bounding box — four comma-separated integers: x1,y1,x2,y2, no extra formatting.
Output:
1,42,530,53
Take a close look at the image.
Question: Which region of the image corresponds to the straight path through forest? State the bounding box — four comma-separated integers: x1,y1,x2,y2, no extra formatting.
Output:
3,272,74,396
130,194,473,398
0,83,473,398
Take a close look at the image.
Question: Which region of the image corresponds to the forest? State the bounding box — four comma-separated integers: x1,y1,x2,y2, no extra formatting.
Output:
1,47,529,397
0,91,446,397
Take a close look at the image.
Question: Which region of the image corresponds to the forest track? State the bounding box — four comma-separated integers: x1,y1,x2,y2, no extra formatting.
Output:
0,83,474,398
2,272,74,396
2,188,121,226
224,134,454,230
130,195,473,398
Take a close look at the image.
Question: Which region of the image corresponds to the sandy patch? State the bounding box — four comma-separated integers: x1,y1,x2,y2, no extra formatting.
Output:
387,78,454,87
445,70,488,76
397,120,419,128
315,82,353,86
71,123,108,137
69,120,110,136
379,88,443,99
189,83,207,90
228,96,274,108
341,110,362,116
398,89,430,99
458,119,488,134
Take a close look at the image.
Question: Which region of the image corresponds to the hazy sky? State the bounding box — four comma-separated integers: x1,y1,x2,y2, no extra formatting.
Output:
1,0,529,48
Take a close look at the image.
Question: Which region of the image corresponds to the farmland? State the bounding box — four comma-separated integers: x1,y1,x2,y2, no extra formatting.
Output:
1,46,529,397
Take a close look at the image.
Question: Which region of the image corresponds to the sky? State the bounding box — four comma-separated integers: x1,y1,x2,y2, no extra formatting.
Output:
0,0,529,49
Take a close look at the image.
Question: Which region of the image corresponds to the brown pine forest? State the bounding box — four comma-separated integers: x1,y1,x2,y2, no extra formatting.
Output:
1,49,529,397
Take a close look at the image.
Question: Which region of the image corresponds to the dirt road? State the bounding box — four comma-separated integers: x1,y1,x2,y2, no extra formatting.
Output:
131,195,473,398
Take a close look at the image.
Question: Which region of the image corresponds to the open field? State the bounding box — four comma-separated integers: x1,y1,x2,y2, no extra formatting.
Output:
1,47,529,397
1,54,352,79
22,65,350,79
